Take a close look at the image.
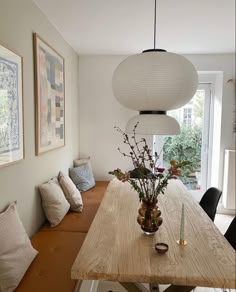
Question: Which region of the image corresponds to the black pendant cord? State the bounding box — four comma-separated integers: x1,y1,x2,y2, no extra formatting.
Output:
142,0,167,53
154,0,157,50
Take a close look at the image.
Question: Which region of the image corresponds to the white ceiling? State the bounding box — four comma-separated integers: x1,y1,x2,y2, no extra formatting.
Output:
33,0,235,55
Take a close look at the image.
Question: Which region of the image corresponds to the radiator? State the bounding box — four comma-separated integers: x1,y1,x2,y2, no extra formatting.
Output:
222,150,236,209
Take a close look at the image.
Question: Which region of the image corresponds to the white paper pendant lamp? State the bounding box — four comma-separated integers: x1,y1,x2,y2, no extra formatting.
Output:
125,112,181,135
112,51,198,111
112,0,198,135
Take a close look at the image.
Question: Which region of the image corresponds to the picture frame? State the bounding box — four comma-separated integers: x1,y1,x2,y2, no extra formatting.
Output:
0,42,24,168
33,33,65,155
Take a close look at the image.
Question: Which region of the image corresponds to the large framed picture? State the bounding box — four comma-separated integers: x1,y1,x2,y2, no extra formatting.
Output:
0,43,24,168
33,33,65,155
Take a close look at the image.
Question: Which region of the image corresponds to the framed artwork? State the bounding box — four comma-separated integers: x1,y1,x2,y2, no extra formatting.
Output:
33,33,65,155
0,43,24,168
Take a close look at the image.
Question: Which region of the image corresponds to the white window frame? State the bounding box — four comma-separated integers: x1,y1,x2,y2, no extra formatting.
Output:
153,71,223,196
198,71,223,191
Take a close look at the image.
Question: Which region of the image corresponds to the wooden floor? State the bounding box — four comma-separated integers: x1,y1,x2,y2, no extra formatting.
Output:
96,214,235,292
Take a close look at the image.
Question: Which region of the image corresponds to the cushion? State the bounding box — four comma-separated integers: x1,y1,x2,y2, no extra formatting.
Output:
15,231,86,292
41,206,99,233
74,157,94,179
69,163,95,192
39,177,70,227
73,156,91,168
58,171,83,212
0,202,38,292
40,181,109,233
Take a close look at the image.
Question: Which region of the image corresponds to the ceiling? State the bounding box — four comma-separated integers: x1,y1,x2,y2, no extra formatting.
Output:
33,0,235,55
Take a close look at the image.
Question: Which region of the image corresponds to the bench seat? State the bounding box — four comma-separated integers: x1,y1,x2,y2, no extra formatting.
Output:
40,205,100,233
15,181,109,292
16,231,86,292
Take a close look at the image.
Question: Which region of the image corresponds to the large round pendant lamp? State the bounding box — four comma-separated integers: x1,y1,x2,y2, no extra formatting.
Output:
112,1,198,135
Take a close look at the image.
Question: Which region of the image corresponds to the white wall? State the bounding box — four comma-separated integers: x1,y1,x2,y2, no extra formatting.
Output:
78,56,154,181
78,54,235,191
0,0,80,236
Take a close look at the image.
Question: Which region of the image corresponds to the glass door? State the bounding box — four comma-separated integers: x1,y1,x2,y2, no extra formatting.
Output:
154,84,212,199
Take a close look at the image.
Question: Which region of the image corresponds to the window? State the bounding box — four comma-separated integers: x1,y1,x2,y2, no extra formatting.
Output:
183,107,193,127
154,84,212,195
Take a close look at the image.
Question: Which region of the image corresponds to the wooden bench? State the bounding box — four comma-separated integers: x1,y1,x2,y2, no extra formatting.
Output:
15,181,109,292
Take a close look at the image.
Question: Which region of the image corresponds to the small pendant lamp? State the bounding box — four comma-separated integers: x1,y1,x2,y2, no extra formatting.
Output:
112,0,198,135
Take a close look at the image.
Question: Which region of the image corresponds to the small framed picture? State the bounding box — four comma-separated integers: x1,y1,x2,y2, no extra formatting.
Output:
33,33,65,155
0,43,24,168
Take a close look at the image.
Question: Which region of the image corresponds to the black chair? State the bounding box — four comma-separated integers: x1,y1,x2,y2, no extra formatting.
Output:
199,187,222,221
224,217,236,250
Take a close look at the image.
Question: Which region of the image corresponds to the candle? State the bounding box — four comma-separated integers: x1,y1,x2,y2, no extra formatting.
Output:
180,203,185,241
177,203,187,245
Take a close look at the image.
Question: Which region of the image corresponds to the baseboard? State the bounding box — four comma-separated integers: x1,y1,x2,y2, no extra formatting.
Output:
217,202,236,215
217,209,236,215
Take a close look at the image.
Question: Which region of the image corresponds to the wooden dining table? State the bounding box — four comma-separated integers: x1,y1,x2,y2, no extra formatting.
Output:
71,178,236,292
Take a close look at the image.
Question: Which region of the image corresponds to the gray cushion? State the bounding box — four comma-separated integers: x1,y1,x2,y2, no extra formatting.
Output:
69,163,95,192
0,202,38,291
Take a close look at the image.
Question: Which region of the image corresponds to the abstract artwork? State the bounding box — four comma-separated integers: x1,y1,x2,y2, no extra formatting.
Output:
0,43,24,167
33,33,65,155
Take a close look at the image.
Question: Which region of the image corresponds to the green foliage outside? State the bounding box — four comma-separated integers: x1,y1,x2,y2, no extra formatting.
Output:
163,126,202,188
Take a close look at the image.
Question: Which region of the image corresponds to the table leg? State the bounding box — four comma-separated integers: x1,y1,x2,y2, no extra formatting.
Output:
73,280,82,292
162,285,195,292
120,282,146,292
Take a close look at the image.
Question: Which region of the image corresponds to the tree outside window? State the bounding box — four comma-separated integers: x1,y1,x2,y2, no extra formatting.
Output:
163,90,205,190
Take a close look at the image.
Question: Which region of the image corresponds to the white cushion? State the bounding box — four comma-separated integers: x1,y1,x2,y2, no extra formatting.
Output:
74,156,92,169
0,202,38,291
39,177,70,227
58,171,83,212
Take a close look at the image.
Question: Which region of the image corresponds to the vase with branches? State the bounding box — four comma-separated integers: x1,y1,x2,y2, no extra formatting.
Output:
109,122,189,234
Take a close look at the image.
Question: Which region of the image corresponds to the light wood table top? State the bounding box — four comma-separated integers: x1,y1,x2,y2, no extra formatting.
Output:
71,179,236,289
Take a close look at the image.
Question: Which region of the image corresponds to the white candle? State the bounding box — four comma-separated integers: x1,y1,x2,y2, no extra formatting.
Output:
180,203,185,241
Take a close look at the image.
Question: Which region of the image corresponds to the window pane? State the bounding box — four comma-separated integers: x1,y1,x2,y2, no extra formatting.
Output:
163,89,205,190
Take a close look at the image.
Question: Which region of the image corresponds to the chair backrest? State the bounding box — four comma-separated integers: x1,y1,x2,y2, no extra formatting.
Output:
224,217,236,250
199,187,222,221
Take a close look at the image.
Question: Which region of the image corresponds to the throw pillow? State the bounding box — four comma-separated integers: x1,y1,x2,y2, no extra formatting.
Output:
69,163,95,192
39,177,70,227
74,157,93,172
73,156,90,166
0,202,38,291
58,171,83,212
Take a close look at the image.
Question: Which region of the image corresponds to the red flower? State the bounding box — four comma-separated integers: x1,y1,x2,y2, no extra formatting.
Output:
168,164,181,176
168,160,182,176
156,167,165,173
124,172,130,179
113,169,130,182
